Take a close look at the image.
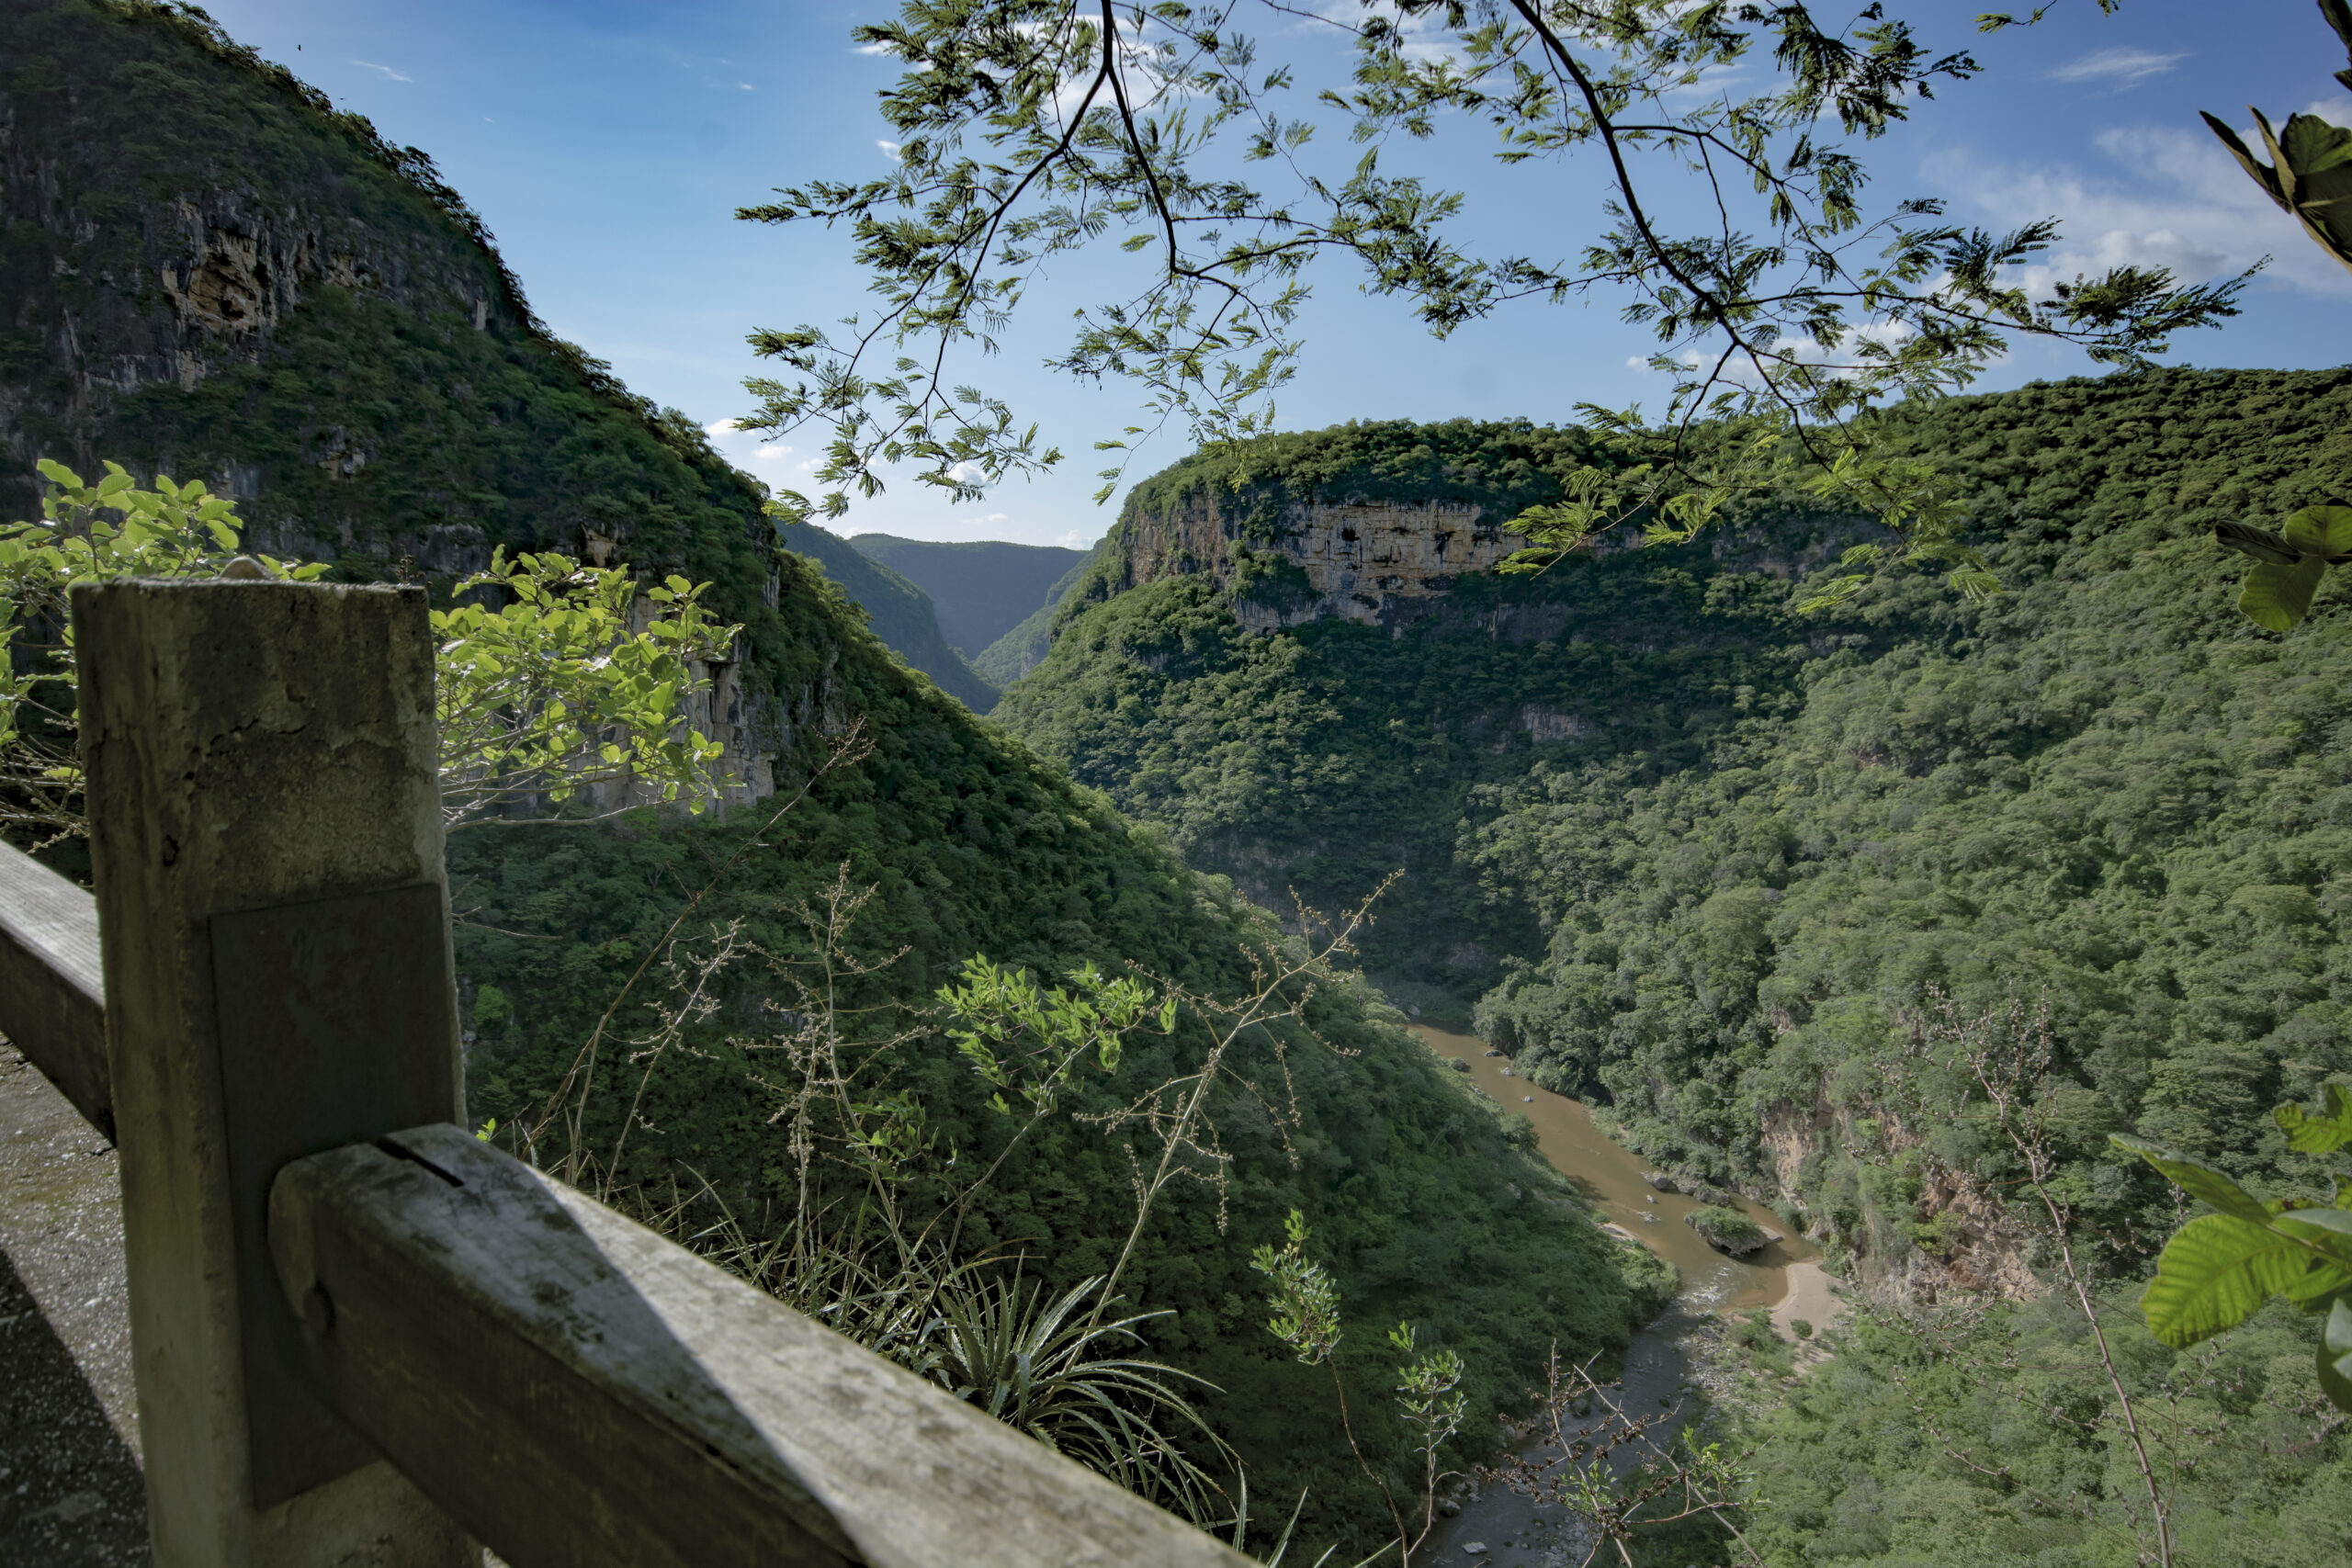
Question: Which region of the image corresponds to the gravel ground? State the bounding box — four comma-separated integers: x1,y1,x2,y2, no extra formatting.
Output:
0,1038,149,1565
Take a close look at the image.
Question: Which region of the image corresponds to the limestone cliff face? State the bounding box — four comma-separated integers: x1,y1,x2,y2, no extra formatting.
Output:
1118,488,1528,632
0,89,507,508
1757,1091,2041,1306
0,2,800,794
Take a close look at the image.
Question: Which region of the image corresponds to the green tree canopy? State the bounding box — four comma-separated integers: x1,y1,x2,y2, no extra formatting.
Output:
741,0,2251,576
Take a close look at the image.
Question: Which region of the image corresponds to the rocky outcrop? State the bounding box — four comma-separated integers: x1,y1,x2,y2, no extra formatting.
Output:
0,114,503,498
1757,1092,2041,1304
1683,1205,1772,1257
1120,489,1528,632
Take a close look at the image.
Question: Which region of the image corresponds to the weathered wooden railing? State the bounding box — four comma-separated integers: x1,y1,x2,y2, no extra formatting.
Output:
0,577,1250,1568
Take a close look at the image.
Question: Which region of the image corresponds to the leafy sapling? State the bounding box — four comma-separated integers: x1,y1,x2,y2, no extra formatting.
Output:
0,460,327,839
1254,1209,1462,1566
1253,1209,1343,1368
2,461,745,836
2117,1082,2352,1413
433,547,740,826
939,956,1170,1117
1388,1323,1466,1562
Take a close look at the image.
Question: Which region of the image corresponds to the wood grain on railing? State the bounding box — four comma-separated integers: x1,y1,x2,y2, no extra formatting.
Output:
0,840,109,1140
268,1122,1257,1568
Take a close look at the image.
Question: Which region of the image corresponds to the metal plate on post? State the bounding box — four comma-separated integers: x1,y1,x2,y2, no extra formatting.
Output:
211,882,460,1508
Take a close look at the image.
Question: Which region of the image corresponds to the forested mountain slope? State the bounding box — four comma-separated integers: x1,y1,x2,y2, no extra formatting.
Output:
0,1,1668,1539
778,522,998,708
998,418,1851,1002
847,532,1082,658
999,374,2352,1290
975,543,1098,686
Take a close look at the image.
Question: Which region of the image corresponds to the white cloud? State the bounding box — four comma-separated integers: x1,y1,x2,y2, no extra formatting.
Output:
739,82,754,91
959,512,1011,526
2046,48,2183,88
1623,322,1917,387
1056,529,1100,550
1927,124,2352,299
877,140,900,157
350,60,413,83
702,420,797,470
854,40,898,57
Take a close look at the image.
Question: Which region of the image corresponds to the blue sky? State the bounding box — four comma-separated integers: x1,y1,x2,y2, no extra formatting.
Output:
196,1,2350,547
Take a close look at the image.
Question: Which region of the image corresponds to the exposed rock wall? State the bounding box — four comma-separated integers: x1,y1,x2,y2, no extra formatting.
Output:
1758,1091,2041,1305
0,122,503,502
1120,489,1528,631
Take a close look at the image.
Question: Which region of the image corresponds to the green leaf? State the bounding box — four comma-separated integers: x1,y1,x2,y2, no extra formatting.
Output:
2272,1206,2352,1268
2139,1213,2315,1348
2238,556,2328,631
2280,1259,2352,1307
2282,504,2352,559
2277,1084,2352,1154
2110,1134,2272,1222
2214,521,2303,565
2322,1299,2352,1415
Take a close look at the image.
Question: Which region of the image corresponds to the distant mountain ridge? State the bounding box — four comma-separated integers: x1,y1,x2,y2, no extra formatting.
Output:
846,534,1083,656
778,525,998,710
972,547,1097,687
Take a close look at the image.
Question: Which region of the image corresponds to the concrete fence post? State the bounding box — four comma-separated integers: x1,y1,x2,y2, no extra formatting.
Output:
74,578,473,1567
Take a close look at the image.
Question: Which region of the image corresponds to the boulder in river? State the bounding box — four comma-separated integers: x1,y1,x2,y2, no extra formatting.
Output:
1683,1204,1770,1257
1642,1169,1680,1194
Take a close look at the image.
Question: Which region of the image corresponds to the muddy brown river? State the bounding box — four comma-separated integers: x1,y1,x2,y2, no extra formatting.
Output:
1415,1026,1813,1309
1409,1027,1818,1566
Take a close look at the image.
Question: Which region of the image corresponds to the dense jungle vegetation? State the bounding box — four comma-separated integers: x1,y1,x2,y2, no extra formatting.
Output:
1003,373,2352,1230
999,417,1869,1003
995,375,2352,1559
0,3,1678,1549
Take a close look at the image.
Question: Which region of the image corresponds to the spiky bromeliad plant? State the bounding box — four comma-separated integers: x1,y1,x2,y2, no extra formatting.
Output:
925,1269,1235,1527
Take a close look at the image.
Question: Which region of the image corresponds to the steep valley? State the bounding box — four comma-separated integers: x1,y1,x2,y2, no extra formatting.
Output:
988,389,2352,1561
0,2,1675,1552
997,381,2352,1303
12,3,2352,1562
